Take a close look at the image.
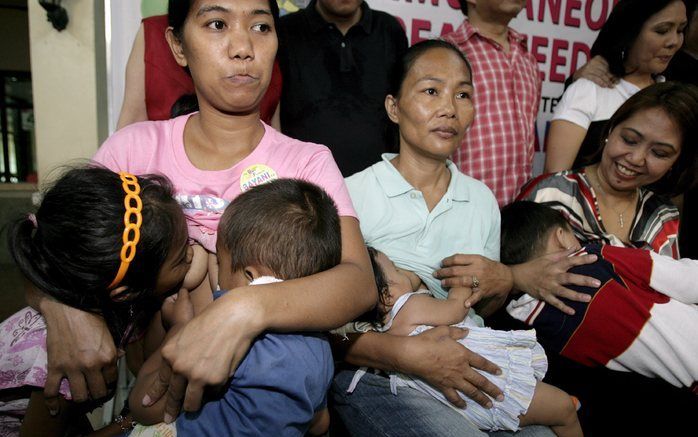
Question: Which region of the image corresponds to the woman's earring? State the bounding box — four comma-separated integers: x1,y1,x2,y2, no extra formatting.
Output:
621,49,626,61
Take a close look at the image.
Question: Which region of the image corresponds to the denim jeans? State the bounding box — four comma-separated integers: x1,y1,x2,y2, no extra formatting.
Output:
332,370,555,437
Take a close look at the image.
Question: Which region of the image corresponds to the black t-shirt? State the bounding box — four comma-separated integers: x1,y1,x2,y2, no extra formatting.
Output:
278,0,408,176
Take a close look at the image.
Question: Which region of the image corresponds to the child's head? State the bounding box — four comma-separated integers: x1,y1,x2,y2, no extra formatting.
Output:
7,166,191,343
216,178,341,289
500,201,581,265
360,247,412,327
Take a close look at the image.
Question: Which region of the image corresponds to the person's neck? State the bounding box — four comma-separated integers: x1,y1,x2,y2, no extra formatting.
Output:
622,71,655,89
391,148,451,197
467,9,513,51
315,1,362,35
587,164,638,201
187,104,265,165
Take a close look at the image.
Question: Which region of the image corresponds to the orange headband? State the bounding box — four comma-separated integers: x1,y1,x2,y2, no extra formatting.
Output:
107,172,143,290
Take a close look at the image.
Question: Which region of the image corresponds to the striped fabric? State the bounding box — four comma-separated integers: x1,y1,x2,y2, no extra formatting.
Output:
443,19,541,207
517,169,680,259
507,243,698,388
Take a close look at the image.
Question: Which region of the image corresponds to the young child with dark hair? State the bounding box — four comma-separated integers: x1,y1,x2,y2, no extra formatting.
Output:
501,201,698,390
130,178,340,436
0,166,200,436
361,250,582,436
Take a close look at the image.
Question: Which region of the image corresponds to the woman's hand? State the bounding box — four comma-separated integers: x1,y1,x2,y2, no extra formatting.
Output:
41,298,118,413
511,248,599,315
572,55,617,88
142,288,264,423
434,254,513,309
399,326,504,409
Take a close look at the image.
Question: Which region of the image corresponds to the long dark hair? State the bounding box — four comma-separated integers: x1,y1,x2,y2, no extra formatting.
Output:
591,0,689,77
7,165,183,345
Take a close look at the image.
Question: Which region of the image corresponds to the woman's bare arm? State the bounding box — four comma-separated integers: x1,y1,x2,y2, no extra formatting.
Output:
544,120,589,173
117,25,147,130
28,284,117,414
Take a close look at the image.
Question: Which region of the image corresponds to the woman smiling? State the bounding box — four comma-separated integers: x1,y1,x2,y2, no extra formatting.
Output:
520,82,698,258
544,0,688,173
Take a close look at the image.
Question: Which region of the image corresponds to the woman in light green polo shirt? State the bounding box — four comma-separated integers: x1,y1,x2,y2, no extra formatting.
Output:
333,39,597,437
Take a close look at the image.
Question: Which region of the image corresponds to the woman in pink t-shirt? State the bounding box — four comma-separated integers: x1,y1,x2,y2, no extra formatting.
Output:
30,0,377,422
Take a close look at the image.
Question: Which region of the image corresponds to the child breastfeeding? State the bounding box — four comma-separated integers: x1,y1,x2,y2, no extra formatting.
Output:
363,248,583,437
501,201,698,389
129,178,339,436
0,166,199,436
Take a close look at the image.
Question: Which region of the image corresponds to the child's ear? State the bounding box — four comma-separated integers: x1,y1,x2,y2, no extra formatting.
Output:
109,286,136,302
244,266,262,281
553,226,580,251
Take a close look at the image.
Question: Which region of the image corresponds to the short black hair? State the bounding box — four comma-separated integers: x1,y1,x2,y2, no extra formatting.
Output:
218,178,342,280
591,0,689,78
500,201,570,265
7,165,182,345
355,246,391,327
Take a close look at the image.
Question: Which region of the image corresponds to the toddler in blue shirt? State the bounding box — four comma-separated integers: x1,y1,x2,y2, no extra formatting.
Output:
131,178,341,436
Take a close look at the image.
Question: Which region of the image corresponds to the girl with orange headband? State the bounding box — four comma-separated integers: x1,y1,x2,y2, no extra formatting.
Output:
2,166,203,436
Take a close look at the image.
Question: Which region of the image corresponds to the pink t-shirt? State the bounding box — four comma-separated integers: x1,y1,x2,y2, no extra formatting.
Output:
94,114,356,252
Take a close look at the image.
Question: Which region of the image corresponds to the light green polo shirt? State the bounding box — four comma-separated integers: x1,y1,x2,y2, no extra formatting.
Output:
346,154,500,325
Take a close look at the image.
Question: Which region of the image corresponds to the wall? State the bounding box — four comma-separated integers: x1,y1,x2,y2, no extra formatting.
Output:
0,5,31,72
0,1,33,302
28,0,108,184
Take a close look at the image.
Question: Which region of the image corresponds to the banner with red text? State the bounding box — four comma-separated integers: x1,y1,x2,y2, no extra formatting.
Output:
370,0,617,169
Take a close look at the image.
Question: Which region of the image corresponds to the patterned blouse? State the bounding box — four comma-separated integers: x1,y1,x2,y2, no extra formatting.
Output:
517,169,680,259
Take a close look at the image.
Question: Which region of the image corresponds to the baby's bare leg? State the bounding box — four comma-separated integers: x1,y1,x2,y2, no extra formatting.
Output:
518,381,583,437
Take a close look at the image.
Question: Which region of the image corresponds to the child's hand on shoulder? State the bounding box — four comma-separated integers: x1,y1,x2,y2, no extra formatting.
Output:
161,289,195,330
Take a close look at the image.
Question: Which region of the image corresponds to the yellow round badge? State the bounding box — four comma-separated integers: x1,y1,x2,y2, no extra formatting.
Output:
240,164,278,192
